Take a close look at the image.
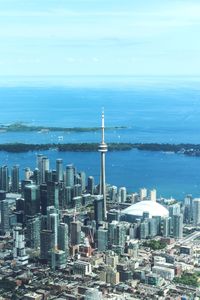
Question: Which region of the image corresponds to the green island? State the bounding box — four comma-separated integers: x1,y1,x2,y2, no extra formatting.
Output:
0,122,126,132
0,142,200,156
173,272,200,287
0,143,131,153
142,240,167,250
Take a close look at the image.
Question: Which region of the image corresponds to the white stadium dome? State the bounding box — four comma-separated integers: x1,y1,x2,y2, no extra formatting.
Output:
122,200,169,219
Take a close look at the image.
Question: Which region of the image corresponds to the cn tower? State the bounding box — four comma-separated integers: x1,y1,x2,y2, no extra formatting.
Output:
98,109,108,220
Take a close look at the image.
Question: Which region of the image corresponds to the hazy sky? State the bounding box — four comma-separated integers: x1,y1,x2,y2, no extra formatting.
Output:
0,0,200,78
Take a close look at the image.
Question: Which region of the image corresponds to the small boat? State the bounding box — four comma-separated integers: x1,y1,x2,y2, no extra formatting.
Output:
38,128,49,133
58,136,64,141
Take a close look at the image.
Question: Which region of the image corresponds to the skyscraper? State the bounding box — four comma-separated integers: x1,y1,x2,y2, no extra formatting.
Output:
24,167,32,180
150,189,157,202
72,184,82,198
162,217,171,237
66,164,75,187
40,183,48,215
64,186,72,208
87,176,94,195
79,171,86,191
0,200,10,234
70,220,81,246
108,221,127,248
37,155,50,184
56,159,63,182
97,228,108,251
0,165,9,192
58,223,69,254
98,110,108,220
47,206,59,249
33,168,40,185
169,203,181,218
36,154,44,184
173,214,183,239
24,184,40,217
193,198,200,226
139,221,149,239
13,226,29,265
40,229,55,261
94,195,104,227
48,213,59,248
47,181,59,209
118,187,127,203
183,194,193,223
26,216,41,249
41,156,50,183
140,188,147,201
11,165,20,193
109,186,118,202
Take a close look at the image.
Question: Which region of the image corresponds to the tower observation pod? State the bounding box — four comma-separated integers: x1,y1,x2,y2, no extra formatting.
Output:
98,109,108,220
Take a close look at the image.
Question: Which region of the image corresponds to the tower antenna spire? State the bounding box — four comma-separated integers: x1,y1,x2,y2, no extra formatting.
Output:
102,107,105,143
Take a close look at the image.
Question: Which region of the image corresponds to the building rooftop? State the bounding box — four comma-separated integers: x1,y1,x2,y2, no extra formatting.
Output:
122,200,169,218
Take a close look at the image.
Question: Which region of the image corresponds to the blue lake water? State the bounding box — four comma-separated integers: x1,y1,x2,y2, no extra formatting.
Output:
0,84,200,199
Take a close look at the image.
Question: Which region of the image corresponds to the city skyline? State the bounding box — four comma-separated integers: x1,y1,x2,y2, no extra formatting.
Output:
0,103,200,299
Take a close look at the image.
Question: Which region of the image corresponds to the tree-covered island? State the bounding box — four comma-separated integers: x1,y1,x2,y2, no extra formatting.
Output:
0,142,200,156
0,122,126,132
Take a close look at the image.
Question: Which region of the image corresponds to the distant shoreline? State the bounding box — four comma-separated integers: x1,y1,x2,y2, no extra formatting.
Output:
0,75,199,89
0,122,126,132
0,142,200,157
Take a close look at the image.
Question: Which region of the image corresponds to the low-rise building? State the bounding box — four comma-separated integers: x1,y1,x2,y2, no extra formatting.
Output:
152,265,174,280
73,260,92,276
